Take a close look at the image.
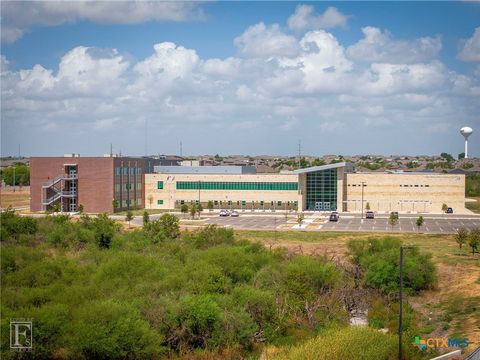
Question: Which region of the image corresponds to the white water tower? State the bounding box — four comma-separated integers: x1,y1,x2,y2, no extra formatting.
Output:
460,126,473,158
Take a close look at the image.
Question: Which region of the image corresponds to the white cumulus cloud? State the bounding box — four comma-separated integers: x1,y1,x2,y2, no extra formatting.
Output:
458,27,480,62
1,1,205,43
346,27,442,64
234,23,301,58
288,5,349,31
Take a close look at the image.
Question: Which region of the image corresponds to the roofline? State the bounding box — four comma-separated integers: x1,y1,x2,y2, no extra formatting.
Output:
293,162,347,174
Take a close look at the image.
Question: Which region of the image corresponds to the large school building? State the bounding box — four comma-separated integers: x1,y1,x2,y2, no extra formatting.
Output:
145,162,466,214
29,157,465,214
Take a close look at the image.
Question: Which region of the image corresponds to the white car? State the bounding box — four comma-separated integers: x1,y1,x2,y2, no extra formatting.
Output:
219,209,230,217
230,211,239,217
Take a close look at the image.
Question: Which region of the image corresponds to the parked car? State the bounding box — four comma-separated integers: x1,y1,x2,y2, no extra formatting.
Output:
219,209,230,217
230,211,239,217
329,212,339,222
390,211,399,219
365,211,375,219
446,207,453,214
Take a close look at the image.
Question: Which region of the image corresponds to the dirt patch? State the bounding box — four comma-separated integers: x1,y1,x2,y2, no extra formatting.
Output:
409,262,480,353
0,187,30,208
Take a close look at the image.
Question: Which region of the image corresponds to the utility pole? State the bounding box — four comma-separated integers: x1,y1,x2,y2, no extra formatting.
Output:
12,166,16,192
399,246,414,360
298,140,301,169
180,141,183,157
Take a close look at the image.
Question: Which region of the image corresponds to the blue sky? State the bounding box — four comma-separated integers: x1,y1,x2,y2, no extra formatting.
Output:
1,1,479,157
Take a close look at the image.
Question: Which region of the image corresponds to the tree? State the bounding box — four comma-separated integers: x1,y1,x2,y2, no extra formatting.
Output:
196,203,203,218
181,204,189,217
440,152,454,163
388,213,399,231
297,213,304,229
0,163,30,186
441,203,448,212
416,216,424,232
458,152,465,160
53,203,61,213
92,213,117,249
190,204,197,219
144,213,180,242
311,158,326,167
125,211,134,228
468,228,480,255
78,204,84,213
143,211,150,226
112,199,119,211
365,202,370,211
148,195,154,209
455,228,468,249
207,201,214,212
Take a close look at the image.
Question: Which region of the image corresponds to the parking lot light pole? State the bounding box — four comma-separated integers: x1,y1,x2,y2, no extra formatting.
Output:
399,245,414,360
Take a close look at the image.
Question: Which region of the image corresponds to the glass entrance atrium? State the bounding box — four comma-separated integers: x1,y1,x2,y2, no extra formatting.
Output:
306,168,337,211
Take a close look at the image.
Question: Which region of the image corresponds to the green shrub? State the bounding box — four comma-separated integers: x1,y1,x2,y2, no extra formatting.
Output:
67,300,164,358
0,208,37,241
347,237,436,295
273,326,398,360
143,213,180,242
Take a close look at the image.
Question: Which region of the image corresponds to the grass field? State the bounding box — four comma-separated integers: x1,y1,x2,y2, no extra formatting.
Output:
235,229,480,353
0,187,30,208
466,197,480,214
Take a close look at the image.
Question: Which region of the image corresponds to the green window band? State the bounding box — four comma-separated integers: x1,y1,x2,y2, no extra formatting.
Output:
176,181,298,191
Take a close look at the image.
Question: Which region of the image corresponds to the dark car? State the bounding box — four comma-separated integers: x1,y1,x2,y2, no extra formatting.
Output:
365,211,375,219
329,213,339,222
446,207,453,214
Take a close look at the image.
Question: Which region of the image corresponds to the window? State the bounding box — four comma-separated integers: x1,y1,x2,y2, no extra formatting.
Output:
277,201,282,206
157,181,164,189
157,199,164,205
214,200,218,205
242,201,246,206
175,181,298,191
115,167,121,175
137,199,142,206
180,200,185,205
260,201,264,206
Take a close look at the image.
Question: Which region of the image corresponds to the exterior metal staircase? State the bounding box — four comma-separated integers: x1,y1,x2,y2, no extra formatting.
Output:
42,173,77,210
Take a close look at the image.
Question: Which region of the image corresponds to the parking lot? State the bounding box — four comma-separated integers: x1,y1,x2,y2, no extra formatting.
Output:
200,214,480,234
320,216,480,234
204,215,288,230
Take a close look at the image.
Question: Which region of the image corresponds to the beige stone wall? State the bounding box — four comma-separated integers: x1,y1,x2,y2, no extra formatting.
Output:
145,173,301,211
344,173,465,213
